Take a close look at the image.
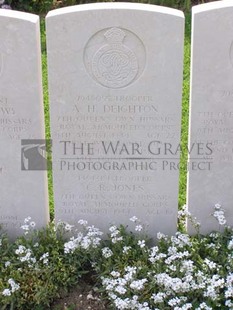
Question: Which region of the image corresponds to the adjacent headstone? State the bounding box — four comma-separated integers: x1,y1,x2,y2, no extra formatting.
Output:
0,10,49,239
46,3,184,236
187,1,233,234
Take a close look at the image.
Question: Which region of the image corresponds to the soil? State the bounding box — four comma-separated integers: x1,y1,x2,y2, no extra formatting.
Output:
51,277,110,310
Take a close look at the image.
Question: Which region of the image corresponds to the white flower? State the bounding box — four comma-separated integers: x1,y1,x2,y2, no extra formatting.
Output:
40,252,49,265
130,279,147,291
149,246,160,263
30,221,36,228
196,302,213,310
151,292,166,303
2,289,11,296
64,226,102,254
225,299,233,307
78,219,88,226
157,232,167,240
214,203,221,210
138,240,145,248
15,245,26,255
130,216,138,222
8,279,20,293
124,266,137,281
115,285,127,295
109,225,118,232
21,217,36,234
5,261,11,268
204,258,217,270
135,225,143,232
110,227,123,243
20,225,29,231
178,205,192,218
24,216,31,223
102,247,113,258
64,235,82,254
112,236,123,243
64,223,73,231
168,297,181,306
213,204,227,226
110,271,121,278
123,246,131,254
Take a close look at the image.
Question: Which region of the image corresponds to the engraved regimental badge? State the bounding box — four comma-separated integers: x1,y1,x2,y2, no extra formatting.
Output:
92,28,138,88
84,27,146,89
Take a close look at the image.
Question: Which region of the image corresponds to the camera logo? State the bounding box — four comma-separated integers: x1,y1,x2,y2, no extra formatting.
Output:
21,140,52,171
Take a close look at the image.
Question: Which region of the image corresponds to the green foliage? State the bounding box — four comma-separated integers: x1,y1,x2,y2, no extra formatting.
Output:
0,221,92,309
93,219,233,309
8,0,208,15
57,0,193,13
40,19,55,219
179,13,191,207
8,0,53,14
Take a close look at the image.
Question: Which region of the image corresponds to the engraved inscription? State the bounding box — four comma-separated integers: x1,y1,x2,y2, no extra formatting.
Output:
54,94,177,141
84,28,146,89
194,110,233,163
59,192,173,218
0,215,24,229
0,98,32,140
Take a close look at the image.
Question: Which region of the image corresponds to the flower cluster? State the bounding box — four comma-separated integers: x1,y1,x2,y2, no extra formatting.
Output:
97,209,233,309
0,0,11,9
102,247,113,258
102,266,149,309
20,216,36,235
100,228,233,309
109,225,124,243
2,279,20,297
15,245,36,266
64,220,103,254
0,207,232,310
213,204,227,226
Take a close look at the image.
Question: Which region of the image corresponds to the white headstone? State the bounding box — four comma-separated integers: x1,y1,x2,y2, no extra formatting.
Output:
187,1,233,234
0,10,49,239
46,3,184,236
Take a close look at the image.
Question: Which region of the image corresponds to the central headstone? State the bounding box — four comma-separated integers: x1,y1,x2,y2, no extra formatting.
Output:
46,3,184,236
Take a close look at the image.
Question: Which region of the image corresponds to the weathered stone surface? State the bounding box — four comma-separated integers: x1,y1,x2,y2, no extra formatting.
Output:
187,1,233,234
46,3,184,236
0,10,49,239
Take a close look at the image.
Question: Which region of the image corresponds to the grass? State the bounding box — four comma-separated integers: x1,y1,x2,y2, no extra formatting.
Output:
179,13,191,207
41,19,55,218
40,13,192,216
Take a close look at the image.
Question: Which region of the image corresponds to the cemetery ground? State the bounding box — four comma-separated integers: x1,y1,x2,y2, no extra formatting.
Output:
0,10,233,310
